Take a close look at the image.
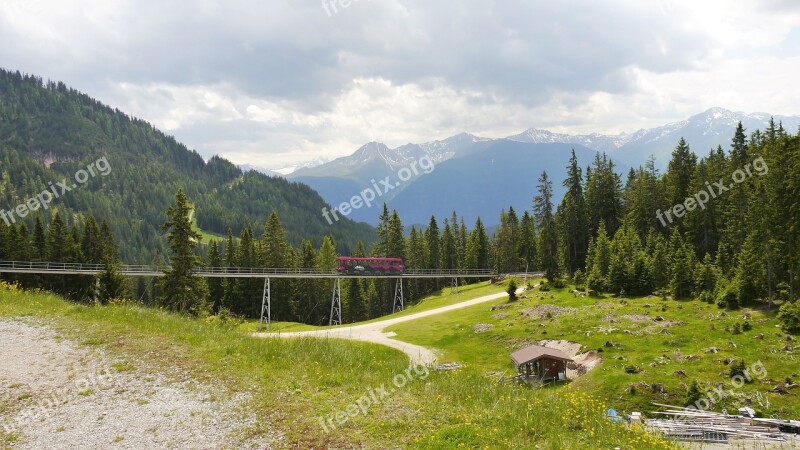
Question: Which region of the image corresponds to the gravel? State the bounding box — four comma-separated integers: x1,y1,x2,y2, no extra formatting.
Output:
0,319,280,449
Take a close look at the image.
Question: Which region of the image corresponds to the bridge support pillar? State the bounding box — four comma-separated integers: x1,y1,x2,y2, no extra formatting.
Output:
330,278,342,326
259,277,271,332
94,277,100,303
393,278,404,313
451,277,459,294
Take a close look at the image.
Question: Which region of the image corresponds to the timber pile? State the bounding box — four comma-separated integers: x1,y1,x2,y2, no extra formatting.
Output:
644,403,792,443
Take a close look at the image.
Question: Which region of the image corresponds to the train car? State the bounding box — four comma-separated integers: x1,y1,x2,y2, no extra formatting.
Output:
336,257,405,275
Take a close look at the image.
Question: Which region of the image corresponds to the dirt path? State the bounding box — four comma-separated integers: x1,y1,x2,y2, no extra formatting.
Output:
0,319,276,449
253,287,519,365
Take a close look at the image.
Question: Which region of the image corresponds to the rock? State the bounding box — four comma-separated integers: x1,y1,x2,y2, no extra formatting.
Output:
705,347,719,354
685,355,700,361
644,304,652,308
473,323,494,333
784,345,794,352
772,384,788,395
743,312,752,319
604,341,615,348
754,333,764,340
624,384,637,394
654,315,665,322
436,363,463,371
492,312,509,320
490,304,511,311
652,383,665,393
784,335,795,342
674,370,687,378
724,357,737,365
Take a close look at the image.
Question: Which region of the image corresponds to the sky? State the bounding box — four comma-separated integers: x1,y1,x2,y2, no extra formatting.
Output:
2,0,800,169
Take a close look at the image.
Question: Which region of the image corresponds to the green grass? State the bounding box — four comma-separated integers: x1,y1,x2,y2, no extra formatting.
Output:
188,205,227,244
387,278,800,419
0,282,675,449
238,280,506,333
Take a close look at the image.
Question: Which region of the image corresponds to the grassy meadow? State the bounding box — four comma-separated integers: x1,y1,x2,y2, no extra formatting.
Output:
0,281,676,449
387,278,800,419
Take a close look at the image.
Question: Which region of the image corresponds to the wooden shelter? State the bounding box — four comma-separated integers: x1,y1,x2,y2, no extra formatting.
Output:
510,345,572,382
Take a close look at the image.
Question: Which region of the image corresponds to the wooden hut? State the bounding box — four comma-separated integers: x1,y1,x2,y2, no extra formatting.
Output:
510,345,572,382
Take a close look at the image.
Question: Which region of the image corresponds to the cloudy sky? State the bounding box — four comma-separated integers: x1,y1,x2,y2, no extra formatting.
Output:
2,1,800,168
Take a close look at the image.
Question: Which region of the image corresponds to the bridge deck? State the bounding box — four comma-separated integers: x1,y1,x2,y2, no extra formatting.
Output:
0,261,496,279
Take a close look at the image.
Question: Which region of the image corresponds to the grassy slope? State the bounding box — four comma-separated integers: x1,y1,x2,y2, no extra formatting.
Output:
238,281,505,333
0,283,674,449
387,278,800,419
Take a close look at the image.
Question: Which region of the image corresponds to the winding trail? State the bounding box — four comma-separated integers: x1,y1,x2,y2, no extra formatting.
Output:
253,287,520,365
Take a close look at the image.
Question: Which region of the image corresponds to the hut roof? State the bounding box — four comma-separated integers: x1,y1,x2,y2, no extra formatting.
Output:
510,344,573,366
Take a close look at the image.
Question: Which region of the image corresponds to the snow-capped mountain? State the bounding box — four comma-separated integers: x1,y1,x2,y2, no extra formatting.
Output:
287,107,800,225
270,156,330,176
506,129,628,154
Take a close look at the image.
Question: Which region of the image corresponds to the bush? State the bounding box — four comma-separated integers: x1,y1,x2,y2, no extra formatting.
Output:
686,381,703,407
507,279,518,302
742,321,752,332
697,290,715,304
729,360,750,381
551,278,566,289
716,279,740,309
539,281,550,292
731,322,741,334
573,269,586,291
778,300,800,333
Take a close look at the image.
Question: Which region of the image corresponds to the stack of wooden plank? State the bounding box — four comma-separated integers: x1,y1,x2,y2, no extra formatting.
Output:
644,403,789,443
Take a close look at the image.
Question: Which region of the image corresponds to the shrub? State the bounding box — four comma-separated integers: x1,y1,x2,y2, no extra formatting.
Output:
507,279,518,302
697,290,715,304
731,322,741,334
778,300,800,333
729,360,749,381
539,281,550,292
624,365,641,374
686,381,703,407
742,321,752,332
573,269,586,291
716,279,740,309
551,278,566,289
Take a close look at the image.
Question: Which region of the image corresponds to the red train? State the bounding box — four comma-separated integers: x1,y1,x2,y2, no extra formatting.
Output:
336,257,405,275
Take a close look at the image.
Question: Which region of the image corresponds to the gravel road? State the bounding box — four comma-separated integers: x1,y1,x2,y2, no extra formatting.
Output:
253,288,519,365
0,319,278,449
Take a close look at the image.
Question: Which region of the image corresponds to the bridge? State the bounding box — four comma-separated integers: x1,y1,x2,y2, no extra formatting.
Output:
0,260,497,330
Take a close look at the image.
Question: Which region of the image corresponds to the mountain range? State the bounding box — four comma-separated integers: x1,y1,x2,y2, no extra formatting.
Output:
286,108,800,226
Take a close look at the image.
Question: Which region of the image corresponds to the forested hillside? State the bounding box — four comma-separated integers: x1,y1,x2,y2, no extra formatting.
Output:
0,69,376,263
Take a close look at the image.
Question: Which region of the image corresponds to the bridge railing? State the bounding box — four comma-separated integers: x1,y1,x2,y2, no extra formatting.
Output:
0,261,497,277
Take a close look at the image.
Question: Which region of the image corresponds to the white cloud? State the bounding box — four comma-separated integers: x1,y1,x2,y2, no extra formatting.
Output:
2,0,800,167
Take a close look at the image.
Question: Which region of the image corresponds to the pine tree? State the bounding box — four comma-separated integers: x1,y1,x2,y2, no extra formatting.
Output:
558,150,589,274
206,240,224,313
465,217,489,270
158,189,209,314
534,171,560,281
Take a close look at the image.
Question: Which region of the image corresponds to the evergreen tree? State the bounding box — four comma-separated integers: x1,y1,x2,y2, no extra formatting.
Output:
534,171,559,281
558,149,589,274
158,189,209,314
206,240,224,312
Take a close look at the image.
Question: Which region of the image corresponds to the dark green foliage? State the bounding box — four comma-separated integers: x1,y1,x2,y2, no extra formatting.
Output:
158,190,209,315
534,171,559,281
507,279,518,302
0,69,375,263
729,360,750,381
778,301,800,333
685,381,703,407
